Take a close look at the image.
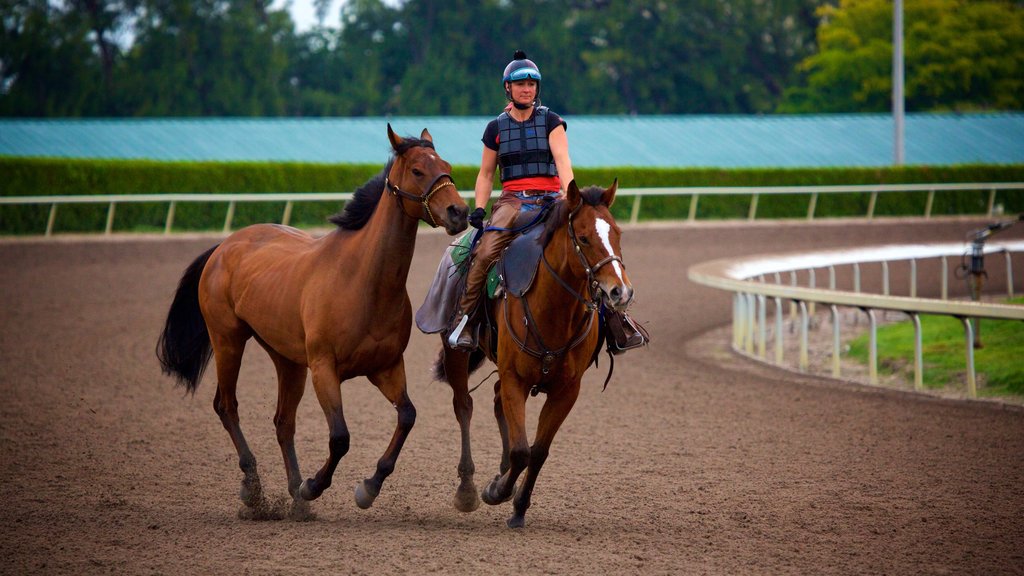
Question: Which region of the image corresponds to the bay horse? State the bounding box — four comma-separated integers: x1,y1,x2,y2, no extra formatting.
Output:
434,180,633,528
157,125,468,517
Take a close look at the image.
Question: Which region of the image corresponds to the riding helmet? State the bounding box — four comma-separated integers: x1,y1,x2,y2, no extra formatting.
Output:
502,50,542,102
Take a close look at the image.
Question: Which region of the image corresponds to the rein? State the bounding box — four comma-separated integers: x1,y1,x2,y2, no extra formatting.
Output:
502,199,624,380
385,172,456,228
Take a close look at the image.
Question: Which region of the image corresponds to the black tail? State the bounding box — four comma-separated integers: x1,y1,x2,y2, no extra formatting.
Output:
432,346,487,383
156,245,218,393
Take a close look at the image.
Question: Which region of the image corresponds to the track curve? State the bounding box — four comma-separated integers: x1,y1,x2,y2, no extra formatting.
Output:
1,218,1022,575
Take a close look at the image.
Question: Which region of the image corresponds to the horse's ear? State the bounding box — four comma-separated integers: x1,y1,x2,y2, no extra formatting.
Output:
602,178,618,208
566,179,581,208
420,128,433,142
388,123,403,151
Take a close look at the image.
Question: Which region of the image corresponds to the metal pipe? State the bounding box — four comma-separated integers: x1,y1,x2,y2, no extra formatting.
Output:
799,301,809,372
830,305,841,378
745,294,755,354
1006,250,1015,299
748,193,759,221
630,195,642,224
757,295,767,359
105,202,116,235
866,308,878,385
941,256,949,300
882,261,890,296
223,201,236,234
282,200,294,227
854,262,861,293
688,194,700,222
807,192,818,220
775,297,784,364
960,317,977,398
911,313,923,391
164,201,176,234
46,203,58,236
910,258,917,298
924,189,934,218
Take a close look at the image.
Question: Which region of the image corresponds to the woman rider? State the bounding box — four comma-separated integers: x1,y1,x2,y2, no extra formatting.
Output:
448,50,646,353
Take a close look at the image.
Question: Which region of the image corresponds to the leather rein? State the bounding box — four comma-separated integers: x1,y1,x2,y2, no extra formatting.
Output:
503,200,624,377
385,171,456,228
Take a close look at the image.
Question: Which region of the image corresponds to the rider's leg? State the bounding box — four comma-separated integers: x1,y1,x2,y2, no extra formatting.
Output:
448,200,520,349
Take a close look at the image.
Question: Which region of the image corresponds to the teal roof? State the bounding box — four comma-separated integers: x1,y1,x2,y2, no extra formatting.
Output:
1,113,1021,168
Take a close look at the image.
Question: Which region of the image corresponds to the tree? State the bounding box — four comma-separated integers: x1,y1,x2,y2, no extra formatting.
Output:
779,0,1024,112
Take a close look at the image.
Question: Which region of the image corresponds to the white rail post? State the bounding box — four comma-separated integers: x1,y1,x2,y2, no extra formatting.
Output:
828,265,836,290
882,261,890,296
164,201,176,234
924,189,935,218
733,294,742,349
688,194,700,222
910,258,917,298
987,188,996,216
854,262,861,293
865,308,878,385
629,195,642,225
808,269,817,319
867,191,878,219
105,202,117,235
807,192,818,220
1005,251,1014,299
911,313,923,391
745,294,756,354
798,301,809,372
959,317,978,398
46,203,58,236
830,305,841,378
223,201,236,234
789,271,798,326
941,256,949,300
757,295,767,359
774,297,784,364
748,193,759,221
282,200,294,227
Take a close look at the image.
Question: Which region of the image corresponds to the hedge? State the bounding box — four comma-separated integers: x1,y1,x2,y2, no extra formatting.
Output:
2,157,1022,234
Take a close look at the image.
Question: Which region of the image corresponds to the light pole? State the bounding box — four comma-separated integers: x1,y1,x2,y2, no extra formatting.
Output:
893,0,905,165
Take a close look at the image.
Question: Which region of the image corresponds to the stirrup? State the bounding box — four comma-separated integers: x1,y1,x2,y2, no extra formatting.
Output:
447,313,474,349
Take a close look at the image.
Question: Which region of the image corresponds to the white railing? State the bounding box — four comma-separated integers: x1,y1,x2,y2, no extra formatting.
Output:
1,182,1022,235
688,241,1024,398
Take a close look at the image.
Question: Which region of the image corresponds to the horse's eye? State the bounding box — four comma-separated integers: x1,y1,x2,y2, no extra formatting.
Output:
578,236,590,246
412,169,424,177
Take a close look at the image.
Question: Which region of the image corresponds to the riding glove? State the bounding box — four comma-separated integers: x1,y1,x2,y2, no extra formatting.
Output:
469,207,486,229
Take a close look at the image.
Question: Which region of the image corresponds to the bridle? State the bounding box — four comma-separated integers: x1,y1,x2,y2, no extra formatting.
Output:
503,199,626,376
385,170,457,228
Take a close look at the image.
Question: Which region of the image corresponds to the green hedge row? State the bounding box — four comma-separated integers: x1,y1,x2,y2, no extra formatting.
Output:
2,157,1022,234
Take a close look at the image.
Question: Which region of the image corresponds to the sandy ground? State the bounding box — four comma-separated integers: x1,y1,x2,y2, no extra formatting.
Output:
1,218,1022,575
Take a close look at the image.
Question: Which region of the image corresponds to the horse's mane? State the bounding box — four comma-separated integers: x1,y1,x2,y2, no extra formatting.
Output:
328,137,436,230
542,185,608,245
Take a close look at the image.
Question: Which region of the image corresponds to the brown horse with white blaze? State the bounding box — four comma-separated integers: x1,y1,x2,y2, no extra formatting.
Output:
434,180,633,528
157,125,468,516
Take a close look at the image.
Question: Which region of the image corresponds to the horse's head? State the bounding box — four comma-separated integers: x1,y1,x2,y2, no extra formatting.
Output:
386,124,469,235
565,179,634,312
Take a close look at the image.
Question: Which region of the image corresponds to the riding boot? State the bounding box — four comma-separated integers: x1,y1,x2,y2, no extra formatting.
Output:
605,310,650,354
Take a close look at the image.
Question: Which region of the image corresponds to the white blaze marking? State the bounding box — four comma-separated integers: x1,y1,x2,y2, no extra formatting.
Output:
594,217,624,281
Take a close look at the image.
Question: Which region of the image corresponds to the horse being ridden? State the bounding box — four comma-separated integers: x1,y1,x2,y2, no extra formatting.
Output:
157,126,468,516
433,180,633,528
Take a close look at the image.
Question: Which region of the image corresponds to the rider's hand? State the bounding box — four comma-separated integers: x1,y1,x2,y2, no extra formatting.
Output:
469,207,486,229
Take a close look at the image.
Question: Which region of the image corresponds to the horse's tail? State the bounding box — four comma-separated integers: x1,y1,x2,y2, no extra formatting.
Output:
432,346,486,383
156,245,219,394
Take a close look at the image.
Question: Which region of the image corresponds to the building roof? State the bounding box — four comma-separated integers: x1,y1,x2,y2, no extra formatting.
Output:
1,113,1021,168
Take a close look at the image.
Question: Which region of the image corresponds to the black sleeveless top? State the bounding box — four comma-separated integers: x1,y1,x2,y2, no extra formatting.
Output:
482,107,566,182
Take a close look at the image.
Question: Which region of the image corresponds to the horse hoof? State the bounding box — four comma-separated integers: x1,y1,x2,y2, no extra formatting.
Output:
506,515,525,529
354,481,378,509
289,498,314,521
481,478,511,506
454,482,481,513
239,482,262,508
299,479,317,501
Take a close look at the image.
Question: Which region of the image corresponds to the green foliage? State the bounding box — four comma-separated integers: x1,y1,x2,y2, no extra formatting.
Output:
847,301,1024,396
2,157,1022,234
781,0,1024,112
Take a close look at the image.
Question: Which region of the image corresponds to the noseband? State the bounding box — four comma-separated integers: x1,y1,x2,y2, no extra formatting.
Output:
565,200,625,307
385,172,457,228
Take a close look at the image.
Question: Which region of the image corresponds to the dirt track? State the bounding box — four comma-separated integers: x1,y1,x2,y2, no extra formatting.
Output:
2,218,1023,575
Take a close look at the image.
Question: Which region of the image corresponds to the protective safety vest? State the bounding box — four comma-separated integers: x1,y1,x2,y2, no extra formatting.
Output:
497,107,558,182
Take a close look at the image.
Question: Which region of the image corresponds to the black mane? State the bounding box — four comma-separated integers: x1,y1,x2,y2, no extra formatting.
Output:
328,137,436,230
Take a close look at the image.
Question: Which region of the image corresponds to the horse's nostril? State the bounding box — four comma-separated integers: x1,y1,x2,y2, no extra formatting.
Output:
448,205,468,220
610,286,622,302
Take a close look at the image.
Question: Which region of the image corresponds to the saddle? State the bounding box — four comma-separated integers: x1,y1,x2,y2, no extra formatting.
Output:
415,202,555,335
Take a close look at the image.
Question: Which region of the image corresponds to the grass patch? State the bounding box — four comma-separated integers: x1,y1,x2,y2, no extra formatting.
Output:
847,298,1024,397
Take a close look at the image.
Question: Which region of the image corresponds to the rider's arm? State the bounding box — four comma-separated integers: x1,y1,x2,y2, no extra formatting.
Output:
474,146,499,210
548,124,574,194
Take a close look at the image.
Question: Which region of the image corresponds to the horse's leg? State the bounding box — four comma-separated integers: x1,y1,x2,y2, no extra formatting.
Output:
356,359,416,509
492,378,511,476
444,348,480,512
298,358,348,502
209,330,265,510
481,377,529,510
507,380,581,529
266,350,309,516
